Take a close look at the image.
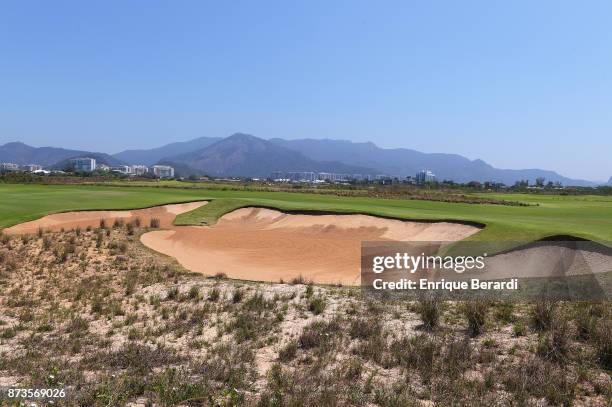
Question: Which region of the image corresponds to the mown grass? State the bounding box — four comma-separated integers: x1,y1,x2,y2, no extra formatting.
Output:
1,184,612,247
173,198,247,225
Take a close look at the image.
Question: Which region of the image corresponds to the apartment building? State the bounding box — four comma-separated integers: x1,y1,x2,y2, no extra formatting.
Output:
0,162,19,172
152,165,175,178
128,165,148,176
416,169,436,184
70,157,96,172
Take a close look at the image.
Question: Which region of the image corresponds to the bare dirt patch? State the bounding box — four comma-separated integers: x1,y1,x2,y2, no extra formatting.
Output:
140,207,481,285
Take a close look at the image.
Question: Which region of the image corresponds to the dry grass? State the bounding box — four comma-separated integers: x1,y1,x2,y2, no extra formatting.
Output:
0,226,609,406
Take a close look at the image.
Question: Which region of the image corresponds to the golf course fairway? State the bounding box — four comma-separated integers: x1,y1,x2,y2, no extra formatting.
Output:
1,184,611,247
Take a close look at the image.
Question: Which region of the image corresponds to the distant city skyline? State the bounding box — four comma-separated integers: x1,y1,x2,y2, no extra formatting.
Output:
1,1,611,181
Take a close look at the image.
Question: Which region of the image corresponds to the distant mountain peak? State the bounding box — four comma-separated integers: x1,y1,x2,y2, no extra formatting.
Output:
228,132,256,139
161,133,376,178
3,141,27,147
224,133,266,144
112,136,222,165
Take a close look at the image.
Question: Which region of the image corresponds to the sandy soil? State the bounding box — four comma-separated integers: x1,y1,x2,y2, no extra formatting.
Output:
4,201,207,235
140,207,481,285
481,243,612,279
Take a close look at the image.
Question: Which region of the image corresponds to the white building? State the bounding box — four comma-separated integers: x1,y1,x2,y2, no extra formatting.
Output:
0,162,20,172
128,165,148,176
22,164,43,172
286,171,317,182
70,157,96,172
110,166,130,174
152,165,174,179
416,169,436,184
317,172,332,181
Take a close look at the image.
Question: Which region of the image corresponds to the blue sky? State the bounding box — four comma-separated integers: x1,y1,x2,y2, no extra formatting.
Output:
1,1,610,181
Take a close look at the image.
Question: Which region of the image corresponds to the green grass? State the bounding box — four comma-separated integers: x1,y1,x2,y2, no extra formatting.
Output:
1,184,611,247
174,199,249,225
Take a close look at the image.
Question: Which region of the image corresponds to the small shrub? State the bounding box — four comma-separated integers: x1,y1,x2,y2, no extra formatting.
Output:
232,288,244,303
575,303,598,340
127,327,140,340
96,232,104,248
513,321,527,337
42,236,52,250
150,218,160,228
592,318,611,370
66,316,89,338
537,316,571,362
494,301,515,323
290,274,306,285
109,241,127,254
349,317,382,340
416,295,443,330
278,340,298,362
187,285,200,301
462,299,489,337
166,286,179,301
503,357,577,406
531,300,557,331
308,297,326,315
208,287,220,302
389,333,436,377
99,219,106,229
54,247,67,263
0,328,16,339
298,319,341,351
342,358,363,380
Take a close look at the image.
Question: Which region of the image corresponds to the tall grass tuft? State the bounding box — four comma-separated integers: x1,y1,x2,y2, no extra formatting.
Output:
531,300,557,331
462,299,489,337
416,294,443,330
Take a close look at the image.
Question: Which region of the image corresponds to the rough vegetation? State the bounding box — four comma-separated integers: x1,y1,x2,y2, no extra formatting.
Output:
0,226,610,406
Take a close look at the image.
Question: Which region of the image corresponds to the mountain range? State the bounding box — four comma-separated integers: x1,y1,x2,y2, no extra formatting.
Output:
0,142,125,167
0,135,606,186
267,138,598,186
113,136,222,166
112,134,599,185
159,133,375,178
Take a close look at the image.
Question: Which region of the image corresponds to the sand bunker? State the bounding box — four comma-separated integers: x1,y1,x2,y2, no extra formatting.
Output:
140,207,481,285
4,201,207,235
480,242,612,279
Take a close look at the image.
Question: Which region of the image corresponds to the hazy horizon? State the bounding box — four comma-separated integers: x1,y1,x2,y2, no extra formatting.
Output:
1,1,611,180
1,133,606,182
